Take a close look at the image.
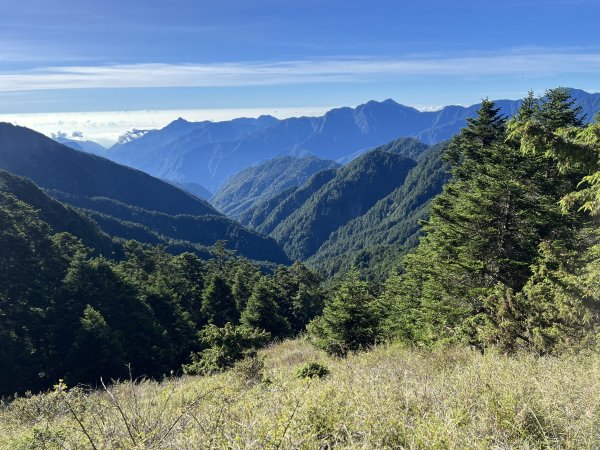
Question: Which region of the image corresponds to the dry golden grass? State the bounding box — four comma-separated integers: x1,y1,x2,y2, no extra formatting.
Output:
2,339,600,449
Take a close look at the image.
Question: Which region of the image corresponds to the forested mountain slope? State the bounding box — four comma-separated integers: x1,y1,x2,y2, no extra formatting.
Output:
0,170,118,257
0,124,289,264
269,150,417,260
308,142,450,278
211,156,339,218
241,168,340,233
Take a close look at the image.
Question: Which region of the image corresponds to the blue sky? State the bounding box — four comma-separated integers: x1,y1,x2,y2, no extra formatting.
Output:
1,0,600,143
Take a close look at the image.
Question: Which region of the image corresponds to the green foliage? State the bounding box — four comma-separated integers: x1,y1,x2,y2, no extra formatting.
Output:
272,262,325,333
241,278,292,338
296,362,330,379
0,174,321,396
308,269,381,356
231,263,261,312
308,142,450,280
232,355,266,385
383,89,599,353
474,238,600,353
201,272,238,326
537,87,585,130
212,156,339,219
65,305,127,385
182,324,271,375
271,150,417,260
0,123,290,264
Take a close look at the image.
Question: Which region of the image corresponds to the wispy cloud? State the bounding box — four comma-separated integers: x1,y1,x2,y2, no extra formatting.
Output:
1,48,600,92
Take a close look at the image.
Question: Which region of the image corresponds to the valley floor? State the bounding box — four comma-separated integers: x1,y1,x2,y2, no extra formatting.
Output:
2,340,600,449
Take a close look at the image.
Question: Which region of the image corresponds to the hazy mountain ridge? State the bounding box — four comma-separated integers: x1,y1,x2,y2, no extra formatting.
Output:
211,156,340,218
162,179,212,200
104,89,600,190
0,123,289,264
54,137,108,156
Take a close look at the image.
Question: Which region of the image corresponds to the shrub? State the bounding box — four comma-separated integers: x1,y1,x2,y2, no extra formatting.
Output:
296,362,330,379
182,323,270,375
233,355,266,386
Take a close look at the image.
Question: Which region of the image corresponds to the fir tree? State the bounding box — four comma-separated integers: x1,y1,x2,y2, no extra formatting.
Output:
446,98,506,171
308,268,380,356
240,278,291,338
536,87,585,130
201,272,238,327
65,305,126,385
231,263,260,313
388,98,578,347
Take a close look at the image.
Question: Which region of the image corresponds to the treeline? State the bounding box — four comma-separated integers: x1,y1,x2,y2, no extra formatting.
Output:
0,183,324,396
309,88,600,356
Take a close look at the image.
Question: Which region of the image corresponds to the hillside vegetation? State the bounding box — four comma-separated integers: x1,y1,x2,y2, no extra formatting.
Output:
270,150,416,260
211,156,338,218
308,141,450,278
234,137,444,278
0,123,289,263
2,88,600,449
2,340,600,449
244,168,339,235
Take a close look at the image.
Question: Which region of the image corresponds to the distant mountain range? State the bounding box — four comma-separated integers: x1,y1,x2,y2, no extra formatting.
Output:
55,136,108,156
0,123,288,264
98,88,600,191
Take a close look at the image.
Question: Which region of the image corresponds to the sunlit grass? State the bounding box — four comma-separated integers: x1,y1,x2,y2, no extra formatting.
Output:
2,339,600,448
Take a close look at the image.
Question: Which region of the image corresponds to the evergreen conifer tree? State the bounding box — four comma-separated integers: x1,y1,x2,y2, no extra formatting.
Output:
240,278,291,338
388,97,579,347
65,305,126,385
308,268,380,356
201,272,238,327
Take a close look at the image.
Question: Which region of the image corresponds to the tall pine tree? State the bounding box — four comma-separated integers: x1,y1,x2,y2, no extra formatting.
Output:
387,97,579,347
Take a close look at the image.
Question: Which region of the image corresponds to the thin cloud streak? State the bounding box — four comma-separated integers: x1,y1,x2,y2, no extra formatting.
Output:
2,50,600,92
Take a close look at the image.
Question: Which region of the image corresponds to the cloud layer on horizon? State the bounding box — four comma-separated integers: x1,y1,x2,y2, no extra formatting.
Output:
0,107,333,146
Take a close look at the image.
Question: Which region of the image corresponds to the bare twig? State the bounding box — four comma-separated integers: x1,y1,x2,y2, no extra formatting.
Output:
101,377,137,446
60,391,98,450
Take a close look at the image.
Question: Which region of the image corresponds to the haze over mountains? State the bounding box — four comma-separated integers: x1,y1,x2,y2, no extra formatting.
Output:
0,123,289,264
73,88,600,192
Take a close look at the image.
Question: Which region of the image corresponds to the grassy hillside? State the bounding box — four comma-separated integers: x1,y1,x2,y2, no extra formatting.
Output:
3,339,599,449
